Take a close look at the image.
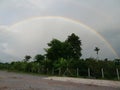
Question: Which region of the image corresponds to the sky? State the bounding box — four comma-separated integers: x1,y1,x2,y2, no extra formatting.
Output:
0,0,120,62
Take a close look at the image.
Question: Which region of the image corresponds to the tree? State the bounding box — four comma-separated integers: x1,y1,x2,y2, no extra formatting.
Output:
34,54,45,63
61,41,73,59
45,39,63,61
65,33,82,59
53,58,67,69
24,55,31,62
94,47,100,59
45,33,82,61
114,59,120,66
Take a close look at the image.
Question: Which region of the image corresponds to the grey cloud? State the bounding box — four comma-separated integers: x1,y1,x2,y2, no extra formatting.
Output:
0,18,118,62
0,0,120,62
101,29,120,58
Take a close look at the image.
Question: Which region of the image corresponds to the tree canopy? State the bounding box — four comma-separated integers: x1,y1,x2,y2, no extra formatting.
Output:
45,33,82,61
65,33,82,59
24,55,31,62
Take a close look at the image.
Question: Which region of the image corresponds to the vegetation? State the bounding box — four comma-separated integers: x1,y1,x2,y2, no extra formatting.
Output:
94,47,100,59
0,33,120,80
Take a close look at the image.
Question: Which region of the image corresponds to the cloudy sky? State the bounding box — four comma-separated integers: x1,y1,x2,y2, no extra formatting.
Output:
0,0,120,62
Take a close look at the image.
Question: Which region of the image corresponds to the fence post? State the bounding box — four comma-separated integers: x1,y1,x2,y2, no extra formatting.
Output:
47,68,48,74
66,68,69,76
101,68,104,78
116,68,120,80
77,68,79,77
52,68,54,75
59,68,61,76
88,68,90,78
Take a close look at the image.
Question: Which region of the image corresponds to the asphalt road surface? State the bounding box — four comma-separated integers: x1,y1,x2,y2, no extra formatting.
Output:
0,70,120,90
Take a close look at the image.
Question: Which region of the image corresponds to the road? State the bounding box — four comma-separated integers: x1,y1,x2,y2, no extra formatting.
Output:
0,70,119,90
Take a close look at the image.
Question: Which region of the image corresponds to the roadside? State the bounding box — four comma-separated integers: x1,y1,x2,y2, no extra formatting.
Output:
0,70,120,90
45,76,120,88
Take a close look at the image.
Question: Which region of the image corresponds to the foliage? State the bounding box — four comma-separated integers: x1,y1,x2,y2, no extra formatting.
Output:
65,33,82,59
45,39,63,61
0,58,119,80
0,33,119,80
34,54,45,63
45,33,82,62
24,55,31,62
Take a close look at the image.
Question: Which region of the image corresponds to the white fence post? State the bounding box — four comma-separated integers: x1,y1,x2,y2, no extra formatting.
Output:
88,68,90,78
101,68,104,78
116,68,119,80
77,68,79,77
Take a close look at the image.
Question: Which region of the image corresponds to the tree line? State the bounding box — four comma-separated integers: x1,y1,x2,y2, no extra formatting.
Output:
0,33,120,80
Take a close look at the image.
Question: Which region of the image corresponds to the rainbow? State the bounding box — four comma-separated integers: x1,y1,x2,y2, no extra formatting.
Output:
10,16,119,58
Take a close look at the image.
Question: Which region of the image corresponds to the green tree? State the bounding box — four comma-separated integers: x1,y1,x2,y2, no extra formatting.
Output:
54,58,67,69
24,55,31,62
94,47,100,59
34,54,45,63
45,39,63,61
45,33,82,61
61,41,73,59
65,33,82,59
114,59,120,66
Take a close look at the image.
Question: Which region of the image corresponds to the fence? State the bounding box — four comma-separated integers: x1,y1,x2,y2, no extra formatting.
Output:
41,67,120,80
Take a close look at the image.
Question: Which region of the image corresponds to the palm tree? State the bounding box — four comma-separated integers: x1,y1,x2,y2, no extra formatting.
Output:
94,47,100,60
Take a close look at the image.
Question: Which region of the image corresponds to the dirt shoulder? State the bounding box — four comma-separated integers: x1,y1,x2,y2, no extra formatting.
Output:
45,76,120,88
0,70,120,90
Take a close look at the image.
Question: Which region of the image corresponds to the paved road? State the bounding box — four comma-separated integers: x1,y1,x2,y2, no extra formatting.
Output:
0,70,119,90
